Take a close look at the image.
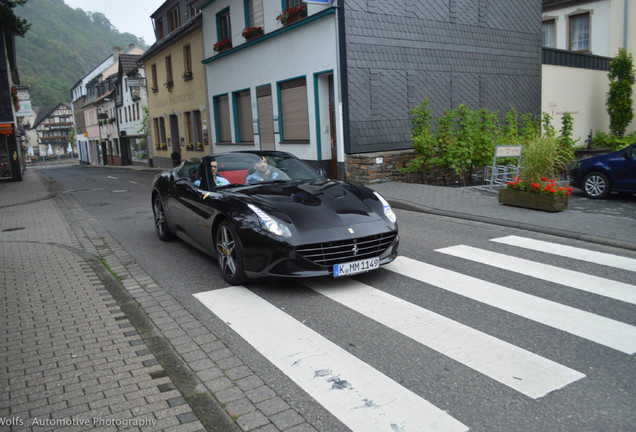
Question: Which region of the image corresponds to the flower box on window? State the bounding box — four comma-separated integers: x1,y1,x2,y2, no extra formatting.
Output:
277,5,307,26
182,70,193,81
163,80,174,91
213,39,232,53
242,26,263,42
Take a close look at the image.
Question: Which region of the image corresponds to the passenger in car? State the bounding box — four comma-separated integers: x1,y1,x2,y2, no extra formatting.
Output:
194,160,230,188
245,156,289,183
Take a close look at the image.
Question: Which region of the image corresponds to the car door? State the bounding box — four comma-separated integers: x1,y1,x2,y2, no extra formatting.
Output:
612,145,636,191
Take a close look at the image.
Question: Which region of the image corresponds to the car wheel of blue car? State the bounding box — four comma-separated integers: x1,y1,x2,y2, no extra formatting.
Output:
215,221,247,285
582,172,610,199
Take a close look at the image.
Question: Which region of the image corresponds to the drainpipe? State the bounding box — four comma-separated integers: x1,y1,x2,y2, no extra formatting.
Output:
624,0,628,49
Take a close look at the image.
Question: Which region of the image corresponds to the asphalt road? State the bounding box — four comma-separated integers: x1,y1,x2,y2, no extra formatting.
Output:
40,164,636,432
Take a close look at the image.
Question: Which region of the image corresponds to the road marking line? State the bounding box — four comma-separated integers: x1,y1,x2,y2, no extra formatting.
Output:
491,235,636,272
194,287,468,432
107,175,118,179
436,245,636,305
303,278,584,399
385,256,636,354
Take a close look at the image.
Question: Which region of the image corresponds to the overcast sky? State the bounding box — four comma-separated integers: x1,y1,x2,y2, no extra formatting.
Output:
64,0,165,45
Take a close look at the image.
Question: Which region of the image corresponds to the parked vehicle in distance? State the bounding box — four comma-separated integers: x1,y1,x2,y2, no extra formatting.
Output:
570,143,636,199
151,151,399,284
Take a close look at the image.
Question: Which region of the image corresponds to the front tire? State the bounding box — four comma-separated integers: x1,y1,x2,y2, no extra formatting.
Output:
582,172,610,199
153,195,174,240
215,221,247,285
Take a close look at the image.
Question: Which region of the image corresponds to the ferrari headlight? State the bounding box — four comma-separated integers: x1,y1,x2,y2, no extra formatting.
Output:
248,204,292,237
373,192,397,223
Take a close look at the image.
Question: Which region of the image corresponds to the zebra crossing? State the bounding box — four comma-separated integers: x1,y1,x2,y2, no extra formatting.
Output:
194,235,636,432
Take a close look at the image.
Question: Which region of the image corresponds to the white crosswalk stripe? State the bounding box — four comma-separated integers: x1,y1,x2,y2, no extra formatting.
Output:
194,287,468,432
490,235,636,272
385,256,636,354
302,278,585,399
436,245,636,305
194,237,636,432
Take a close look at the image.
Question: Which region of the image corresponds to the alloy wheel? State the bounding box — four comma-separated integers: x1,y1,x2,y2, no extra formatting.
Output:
217,225,237,278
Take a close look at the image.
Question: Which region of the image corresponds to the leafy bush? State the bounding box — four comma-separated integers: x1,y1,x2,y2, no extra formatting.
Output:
402,100,577,184
592,130,636,150
606,48,635,138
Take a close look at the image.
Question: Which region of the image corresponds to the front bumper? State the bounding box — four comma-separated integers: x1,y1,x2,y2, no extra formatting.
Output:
242,230,399,280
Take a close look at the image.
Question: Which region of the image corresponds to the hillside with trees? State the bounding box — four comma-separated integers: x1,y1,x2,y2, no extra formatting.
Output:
13,0,148,107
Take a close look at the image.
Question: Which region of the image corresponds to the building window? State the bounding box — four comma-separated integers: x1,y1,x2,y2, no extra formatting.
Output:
246,0,264,28
151,64,158,91
188,3,200,19
169,7,181,32
542,19,555,48
155,18,164,40
215,95,231,143
217,8,232,42
569,13,590,52
165,56,173,86
185,110,203,145
183,45,192,75
283,0,302,8
234,90,253,143
279,78,309,142
154,117,167,147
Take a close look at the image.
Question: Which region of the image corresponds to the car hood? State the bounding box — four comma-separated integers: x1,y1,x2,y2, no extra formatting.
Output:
231,180,385,230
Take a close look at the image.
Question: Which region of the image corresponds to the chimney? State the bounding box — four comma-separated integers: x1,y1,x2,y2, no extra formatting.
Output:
129,44,135,51
112,46,123,63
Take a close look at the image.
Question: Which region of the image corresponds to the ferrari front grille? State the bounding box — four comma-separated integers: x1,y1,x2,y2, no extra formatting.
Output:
297,232,397,266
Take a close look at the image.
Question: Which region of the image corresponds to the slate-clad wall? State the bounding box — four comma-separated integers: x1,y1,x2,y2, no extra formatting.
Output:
344,0,542,153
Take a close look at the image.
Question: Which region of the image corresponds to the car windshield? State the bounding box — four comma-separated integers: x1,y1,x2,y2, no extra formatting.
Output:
209,152,324,186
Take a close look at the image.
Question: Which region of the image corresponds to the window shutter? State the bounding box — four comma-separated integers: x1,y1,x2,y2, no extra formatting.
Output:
257,85,275,150
280,78,309,141
216,95,231,142
236,90,253,142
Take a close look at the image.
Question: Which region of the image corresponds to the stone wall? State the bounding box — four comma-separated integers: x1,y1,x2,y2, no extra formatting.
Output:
345,149,487,186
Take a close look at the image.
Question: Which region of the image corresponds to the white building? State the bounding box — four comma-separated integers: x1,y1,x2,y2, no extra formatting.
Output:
541,0,635,143
117,53,150,164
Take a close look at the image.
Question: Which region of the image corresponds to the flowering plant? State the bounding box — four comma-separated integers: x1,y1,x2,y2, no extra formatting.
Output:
506,177,572,196
195,141,203,150
242,26,263,38
181,70,193,79
185,142,194,150
213,39,232,52
276,5,307,25
11,86,19,111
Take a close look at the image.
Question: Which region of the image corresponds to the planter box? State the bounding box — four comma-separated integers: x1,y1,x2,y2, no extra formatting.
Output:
499,189,568,212
244,33,263,42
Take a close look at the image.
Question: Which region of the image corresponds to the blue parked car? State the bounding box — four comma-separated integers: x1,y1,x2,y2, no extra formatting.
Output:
570,143,636,199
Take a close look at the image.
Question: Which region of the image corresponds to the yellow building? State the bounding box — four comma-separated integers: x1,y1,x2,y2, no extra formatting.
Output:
140,7,208,168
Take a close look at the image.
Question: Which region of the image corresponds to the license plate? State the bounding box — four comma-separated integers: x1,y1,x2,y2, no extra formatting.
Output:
333,257,380,277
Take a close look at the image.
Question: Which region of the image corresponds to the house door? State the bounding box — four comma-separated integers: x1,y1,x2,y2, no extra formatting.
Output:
170,115,180,155
257,85,275,151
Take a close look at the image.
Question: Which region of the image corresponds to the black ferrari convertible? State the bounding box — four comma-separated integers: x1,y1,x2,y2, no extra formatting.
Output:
151,151,399,284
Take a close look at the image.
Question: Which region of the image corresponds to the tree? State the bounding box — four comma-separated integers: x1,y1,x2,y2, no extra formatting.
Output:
0,0,31,37
606,48,635,138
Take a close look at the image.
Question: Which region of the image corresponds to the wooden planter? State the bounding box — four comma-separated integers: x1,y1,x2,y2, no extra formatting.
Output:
499,189,568,212
244,33,263,42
